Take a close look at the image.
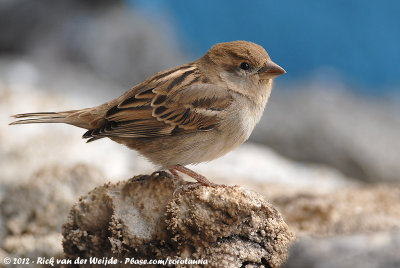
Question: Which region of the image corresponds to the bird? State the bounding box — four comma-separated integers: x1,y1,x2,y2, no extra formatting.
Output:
10,41,285,186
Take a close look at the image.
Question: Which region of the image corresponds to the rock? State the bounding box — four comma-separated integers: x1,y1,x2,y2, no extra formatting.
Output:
271,184,400,236
0,164,104,261
252,86,400,183
283,230,400,268
265,183,400,268
63,173,295,268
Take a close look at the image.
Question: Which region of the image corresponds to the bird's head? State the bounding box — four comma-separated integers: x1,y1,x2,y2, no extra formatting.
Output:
200,40,285,81
198,41,285,103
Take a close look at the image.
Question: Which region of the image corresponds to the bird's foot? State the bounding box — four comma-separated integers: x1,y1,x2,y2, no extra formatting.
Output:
152,167,227,195
173,182,202,197
170,164,218,187
162,164,227,196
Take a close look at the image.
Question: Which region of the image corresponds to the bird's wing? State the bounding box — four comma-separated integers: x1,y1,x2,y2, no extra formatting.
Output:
83,79,232,141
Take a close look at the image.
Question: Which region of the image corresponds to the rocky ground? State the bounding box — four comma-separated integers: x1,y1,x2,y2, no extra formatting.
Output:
63,174,294,268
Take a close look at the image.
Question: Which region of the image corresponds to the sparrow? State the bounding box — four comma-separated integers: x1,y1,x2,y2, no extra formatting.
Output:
10,41,285,186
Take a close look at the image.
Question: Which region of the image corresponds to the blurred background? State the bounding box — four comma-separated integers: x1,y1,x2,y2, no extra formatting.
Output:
1,0,399,182
1,0,400,266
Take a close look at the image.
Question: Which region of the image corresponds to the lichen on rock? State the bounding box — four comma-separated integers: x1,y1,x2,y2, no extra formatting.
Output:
62,173,295,267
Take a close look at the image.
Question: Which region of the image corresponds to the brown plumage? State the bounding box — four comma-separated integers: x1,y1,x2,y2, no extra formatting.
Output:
10,41,285,186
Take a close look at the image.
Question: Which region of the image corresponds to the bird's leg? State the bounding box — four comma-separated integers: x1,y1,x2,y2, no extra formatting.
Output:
171,164,217,187
168,168,183,180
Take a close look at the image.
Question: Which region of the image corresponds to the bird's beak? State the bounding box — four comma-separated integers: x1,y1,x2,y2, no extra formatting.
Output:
258,60,286,79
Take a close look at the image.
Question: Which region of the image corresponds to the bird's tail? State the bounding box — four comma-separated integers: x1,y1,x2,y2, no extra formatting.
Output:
9,110,84,127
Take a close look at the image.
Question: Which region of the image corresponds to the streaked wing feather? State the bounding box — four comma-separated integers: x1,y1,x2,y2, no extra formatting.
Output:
83,65,232,140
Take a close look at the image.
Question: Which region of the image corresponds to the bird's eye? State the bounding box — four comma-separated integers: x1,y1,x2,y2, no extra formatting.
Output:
239,62,250,70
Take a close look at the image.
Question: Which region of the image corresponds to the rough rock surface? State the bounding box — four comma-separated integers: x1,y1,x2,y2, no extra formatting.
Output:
270,184,400,268
284,230,400,268
270,185,400,236
0,164,104,263
62,173,295,268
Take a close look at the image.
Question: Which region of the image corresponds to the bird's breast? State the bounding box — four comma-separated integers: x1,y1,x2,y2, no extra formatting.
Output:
215,96,265,155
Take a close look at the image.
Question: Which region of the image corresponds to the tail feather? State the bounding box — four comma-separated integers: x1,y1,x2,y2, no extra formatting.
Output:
9,111,78,126
13,112,59,118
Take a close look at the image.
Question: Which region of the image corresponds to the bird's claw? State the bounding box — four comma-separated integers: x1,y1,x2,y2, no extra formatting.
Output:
173,182,202,197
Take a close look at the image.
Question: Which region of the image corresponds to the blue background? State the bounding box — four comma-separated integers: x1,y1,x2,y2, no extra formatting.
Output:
128,0,400,94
